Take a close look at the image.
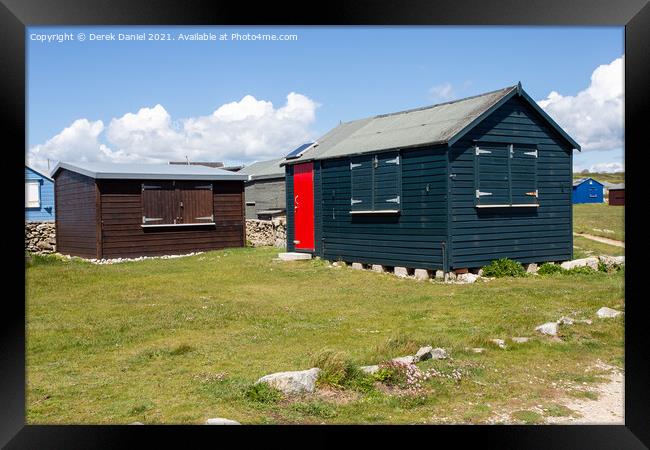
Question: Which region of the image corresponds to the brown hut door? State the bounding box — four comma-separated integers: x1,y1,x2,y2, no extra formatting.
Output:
176,181,214,224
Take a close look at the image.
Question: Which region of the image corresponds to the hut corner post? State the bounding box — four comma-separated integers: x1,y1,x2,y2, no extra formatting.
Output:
95,183,103,260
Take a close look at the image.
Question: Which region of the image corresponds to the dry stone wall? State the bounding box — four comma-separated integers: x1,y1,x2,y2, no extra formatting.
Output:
25,221,56,254
246,218,286,248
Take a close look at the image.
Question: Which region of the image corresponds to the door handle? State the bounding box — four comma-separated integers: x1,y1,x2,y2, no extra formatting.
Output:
294,194,300,211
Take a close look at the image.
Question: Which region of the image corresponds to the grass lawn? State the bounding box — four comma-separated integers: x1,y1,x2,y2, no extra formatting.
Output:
573,172,624,185
573,203,624,242
26,248,624,424
573,236,624,259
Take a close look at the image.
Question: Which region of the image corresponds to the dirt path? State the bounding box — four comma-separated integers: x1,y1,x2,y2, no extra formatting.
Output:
545,364,624,425
573,232,625,248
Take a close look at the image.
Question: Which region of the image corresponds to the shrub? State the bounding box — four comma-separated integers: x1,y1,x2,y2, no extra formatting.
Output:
244,382,281,404
563,266,597,276
482,258,526,278
538,262,564,275
310,349,357,386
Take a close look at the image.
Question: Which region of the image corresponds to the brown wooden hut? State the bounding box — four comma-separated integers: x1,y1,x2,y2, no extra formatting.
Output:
51,162,248,259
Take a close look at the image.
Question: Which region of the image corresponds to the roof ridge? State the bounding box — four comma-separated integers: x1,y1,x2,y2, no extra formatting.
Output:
337,85,517,125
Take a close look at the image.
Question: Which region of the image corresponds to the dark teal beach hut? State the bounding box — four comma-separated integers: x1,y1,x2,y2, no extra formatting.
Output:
282,83,580,272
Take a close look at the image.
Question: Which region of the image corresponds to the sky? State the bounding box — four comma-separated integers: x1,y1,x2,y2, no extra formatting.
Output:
26,26,624,173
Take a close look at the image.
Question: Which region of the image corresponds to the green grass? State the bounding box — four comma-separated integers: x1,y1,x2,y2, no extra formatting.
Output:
573,204,624,242
573,236,624,259
26,247,624,424
573,171,624,185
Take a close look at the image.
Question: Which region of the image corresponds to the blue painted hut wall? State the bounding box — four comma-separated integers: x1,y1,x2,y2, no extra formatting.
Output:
25,166,55,221
448,95,573,269
286,146,449,269
572,178,604,203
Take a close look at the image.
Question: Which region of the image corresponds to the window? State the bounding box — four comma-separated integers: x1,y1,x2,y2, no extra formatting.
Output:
25,181,40,208
350,151,401,214
475,143,538,208
141,181,214,226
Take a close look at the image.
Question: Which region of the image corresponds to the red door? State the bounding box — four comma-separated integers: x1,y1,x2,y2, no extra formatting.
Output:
293,162,314,250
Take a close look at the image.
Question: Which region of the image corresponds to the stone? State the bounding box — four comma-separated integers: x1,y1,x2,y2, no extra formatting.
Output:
415,346,433,361
511,337,529,344
256,368,320,395
471,347,486,353
535,322,559,336
205,418,241,425
456,273,479,284
359,365,380,375
477,269,484,277
445,272,457,282
414,269,430,281
351,262,364,270
596,307,623,319
394,267,409,278
371,264,385,273
575,319,593,325
277,252,312,261
557,316,574,325
490,339,507,349
598,255,625,269
525,263,539,274
430,348,448,359
435,270,445,280
332,261,346,268
560,257,598,270
391,355,416,365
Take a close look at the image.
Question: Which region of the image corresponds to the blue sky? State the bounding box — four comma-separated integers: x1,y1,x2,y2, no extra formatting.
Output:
27,26,624,172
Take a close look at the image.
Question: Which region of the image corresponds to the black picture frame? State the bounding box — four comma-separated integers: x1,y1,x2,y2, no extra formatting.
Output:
3,0,647,447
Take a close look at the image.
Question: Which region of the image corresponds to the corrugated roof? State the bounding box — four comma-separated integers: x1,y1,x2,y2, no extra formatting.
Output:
283,84,580,165
285,86,517,163
239,158,285,180
51,162,249,181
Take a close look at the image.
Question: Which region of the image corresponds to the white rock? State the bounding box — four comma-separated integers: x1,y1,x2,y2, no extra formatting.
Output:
471,347,486,353
431,348,448,359
535,322,559,336
205,418,241,425
391,355,416,365
511,337,529,344
371,264,385,273
596,307,623,319
414,269,430,281
394,267,409,278
351,262,364,270
435,270,445,280
445,272,457,282
415,346,433,361
490,339,507,349
277,252,312,261
575,319,593,325
525,263,539,274
332,261,346,268
560,257,598,270
457,273,479,284
598,255,625,268
256,368,320,395
359,365,379,375
557,316,574,325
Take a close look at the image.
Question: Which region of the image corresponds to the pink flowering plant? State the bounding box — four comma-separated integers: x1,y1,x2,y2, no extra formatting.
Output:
375,360,463,392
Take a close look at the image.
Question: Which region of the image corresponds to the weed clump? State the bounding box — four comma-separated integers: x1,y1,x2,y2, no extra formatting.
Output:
482,258,526,278
310,349,372,392
245,382,282,404
538,262,564,275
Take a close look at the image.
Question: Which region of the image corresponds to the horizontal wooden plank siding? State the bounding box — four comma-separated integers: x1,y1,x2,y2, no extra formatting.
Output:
54,169,98,258
98,179,244,258
319,145,448,269
449,95,574,268
244,178,286,219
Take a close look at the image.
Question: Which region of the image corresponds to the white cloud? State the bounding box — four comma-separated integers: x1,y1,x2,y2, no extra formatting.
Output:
588,162,624,173
429,82,455,102
538,56,624,152
27,92,319,173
